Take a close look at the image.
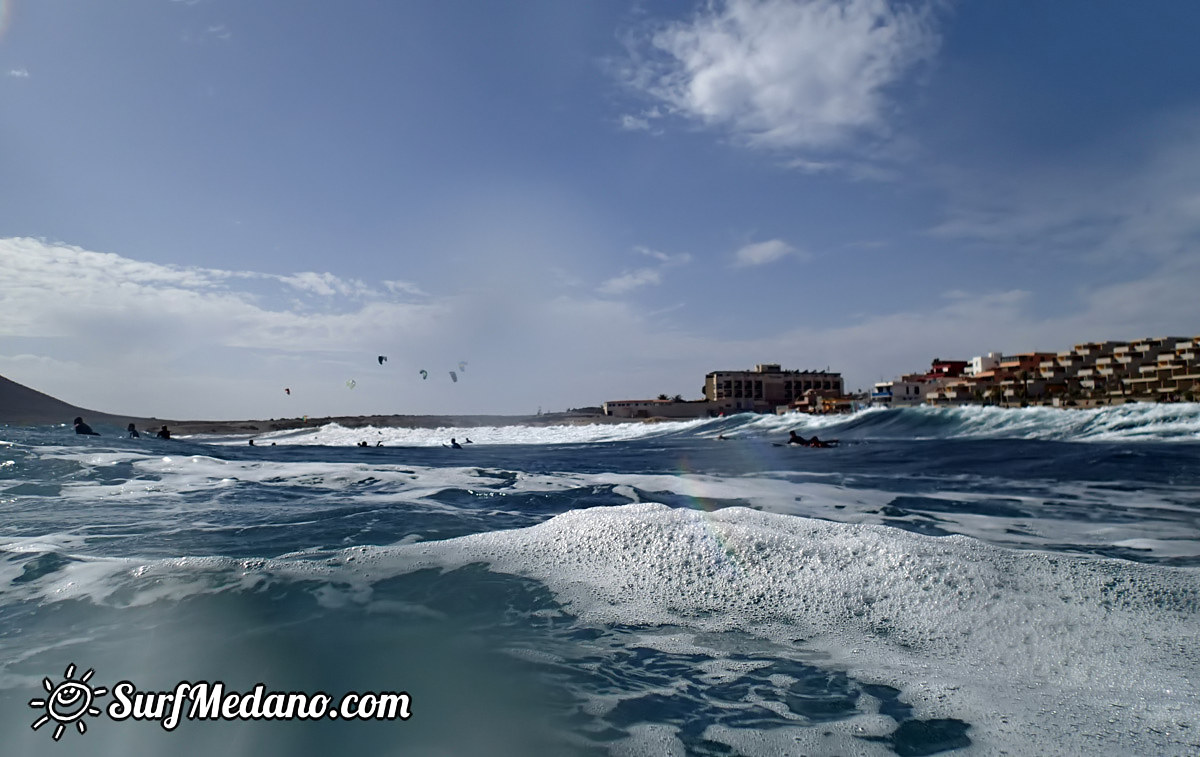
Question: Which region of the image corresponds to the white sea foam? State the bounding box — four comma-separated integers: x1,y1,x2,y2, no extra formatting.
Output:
4,501,1197,752
189,419,708,447
17,503,1194,752
26,444,1197,561
382,504,1198,755
178,402,1200,446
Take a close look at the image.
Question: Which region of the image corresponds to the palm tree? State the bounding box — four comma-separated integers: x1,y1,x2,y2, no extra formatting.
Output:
656,394,669,401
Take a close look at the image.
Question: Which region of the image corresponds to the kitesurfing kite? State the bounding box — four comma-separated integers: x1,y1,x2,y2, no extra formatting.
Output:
378,355,387,365
449,371,458,383
458,361,467,373
285,387,291,395
346,379,357,390
419,369,428,380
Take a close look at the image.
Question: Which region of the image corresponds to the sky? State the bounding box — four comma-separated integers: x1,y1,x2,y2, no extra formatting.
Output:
2,0,1200,420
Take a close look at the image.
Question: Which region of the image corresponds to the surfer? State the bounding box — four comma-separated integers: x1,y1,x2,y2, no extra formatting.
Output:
450,438,463,449
73,417,100,436
248,439,255,446
156,425,171,439
127,423,140,439
787,430,806,445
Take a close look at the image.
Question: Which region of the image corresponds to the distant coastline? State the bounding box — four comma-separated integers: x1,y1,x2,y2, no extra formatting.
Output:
3,367,1193,439
0,372,635,434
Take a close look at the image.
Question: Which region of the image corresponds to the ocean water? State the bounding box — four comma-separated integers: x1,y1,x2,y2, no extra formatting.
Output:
1,404,1198,756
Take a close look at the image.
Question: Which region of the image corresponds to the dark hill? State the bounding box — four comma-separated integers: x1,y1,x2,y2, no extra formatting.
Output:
0,374,623,436
0,374,157,429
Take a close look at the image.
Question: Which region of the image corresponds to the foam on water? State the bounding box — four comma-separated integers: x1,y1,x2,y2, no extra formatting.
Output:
358,504,1198,754
6,504,1195,753
192,419,708,447
784,402,1200,442
179,403,1200,448
17,445,1199,563
4,422,1198,754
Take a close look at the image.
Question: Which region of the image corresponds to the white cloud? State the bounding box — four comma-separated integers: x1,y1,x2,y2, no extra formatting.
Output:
3,233,1193,420
622,0,940,153
733,238,802,266
6,68,29,79
635,245,691,265
598,245,691,295
598,268,662,295
279,271,373,298
382,279,427,297
619,114,651,132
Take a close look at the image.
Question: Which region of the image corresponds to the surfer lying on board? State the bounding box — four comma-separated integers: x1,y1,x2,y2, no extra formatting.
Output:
74,417,99,435
787,430,837,448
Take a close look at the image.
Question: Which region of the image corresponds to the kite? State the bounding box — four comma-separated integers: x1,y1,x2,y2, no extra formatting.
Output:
419,370,428,380
458,361,467,373
449,371,458,383
285,387,291,395
346,379,357,390
378,355,387,365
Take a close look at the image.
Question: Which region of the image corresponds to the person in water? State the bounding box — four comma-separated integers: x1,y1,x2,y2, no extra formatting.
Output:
156,425,171,439
450,438,463,449
74,417,99,435
127,423,139,438
787,430,806,445
248,439,255,446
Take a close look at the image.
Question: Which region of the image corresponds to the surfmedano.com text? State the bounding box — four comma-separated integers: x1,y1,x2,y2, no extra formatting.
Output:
107,680,412,730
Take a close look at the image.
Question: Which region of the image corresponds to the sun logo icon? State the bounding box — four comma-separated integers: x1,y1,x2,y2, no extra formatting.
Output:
28,663,108,741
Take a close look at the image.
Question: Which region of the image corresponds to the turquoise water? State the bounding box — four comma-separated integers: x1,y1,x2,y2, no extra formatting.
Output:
2,405,1198,755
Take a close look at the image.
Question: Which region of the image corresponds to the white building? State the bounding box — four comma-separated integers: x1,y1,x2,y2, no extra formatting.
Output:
966,352,1004,377
871,379,928,406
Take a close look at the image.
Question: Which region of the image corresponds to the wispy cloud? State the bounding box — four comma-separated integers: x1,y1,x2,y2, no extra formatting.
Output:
598,268,662,295
6,68,29,79
621,0,940,158
733,239,804,267
929,110,1200,266
635,245,691,266
207,24,232,41
279,271,374,298
598,245,692,295
2,236,1194,417
382,279,427,297
619,114,651,132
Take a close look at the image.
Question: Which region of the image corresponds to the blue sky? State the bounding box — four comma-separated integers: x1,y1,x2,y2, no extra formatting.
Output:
2,0,1199,419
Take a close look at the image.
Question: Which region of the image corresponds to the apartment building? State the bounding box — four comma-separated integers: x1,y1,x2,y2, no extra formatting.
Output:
705,364,844,414
925,335,1200,407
